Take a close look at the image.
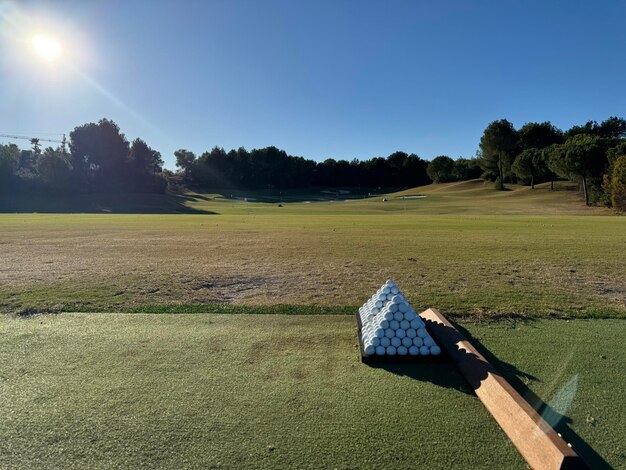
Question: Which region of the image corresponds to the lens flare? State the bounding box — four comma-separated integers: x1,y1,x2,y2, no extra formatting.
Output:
31,34,62,62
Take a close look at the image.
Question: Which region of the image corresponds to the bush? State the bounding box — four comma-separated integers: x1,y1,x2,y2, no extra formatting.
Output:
611,156,626,211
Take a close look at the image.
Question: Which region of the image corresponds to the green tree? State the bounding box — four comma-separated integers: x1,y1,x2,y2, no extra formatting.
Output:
512,148,542,188
36,147,72,190
452,157,482,181
479,119,519,190
0,143,20,190
518,122,563,150
174,149,196,178
548,134,607,205
427,156,455,183
69,118,130,188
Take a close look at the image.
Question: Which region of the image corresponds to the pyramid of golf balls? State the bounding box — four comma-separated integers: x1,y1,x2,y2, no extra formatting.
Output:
358,280,441,357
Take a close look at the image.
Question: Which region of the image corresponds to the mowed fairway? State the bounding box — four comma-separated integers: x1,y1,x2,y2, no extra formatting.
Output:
1,181,625,317
1,313,625,468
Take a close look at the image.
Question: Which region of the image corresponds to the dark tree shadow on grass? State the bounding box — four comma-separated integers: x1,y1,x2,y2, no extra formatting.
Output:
0,191,217,214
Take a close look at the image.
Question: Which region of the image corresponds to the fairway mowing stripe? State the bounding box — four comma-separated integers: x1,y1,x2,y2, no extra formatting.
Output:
421,308,588,470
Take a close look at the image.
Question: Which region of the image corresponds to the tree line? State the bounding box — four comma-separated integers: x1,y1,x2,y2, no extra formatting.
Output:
174,147,439,189
476,116,626,208
0,119,166,195
1,116,625,210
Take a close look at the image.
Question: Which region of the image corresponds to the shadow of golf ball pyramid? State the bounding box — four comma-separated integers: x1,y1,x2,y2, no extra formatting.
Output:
359,280,441,357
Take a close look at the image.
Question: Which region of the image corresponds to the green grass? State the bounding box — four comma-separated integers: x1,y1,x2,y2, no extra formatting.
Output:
1,313,623,468
1,181,624,318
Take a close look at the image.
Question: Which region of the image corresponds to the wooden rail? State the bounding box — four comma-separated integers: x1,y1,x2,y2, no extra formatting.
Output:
420,308,587,470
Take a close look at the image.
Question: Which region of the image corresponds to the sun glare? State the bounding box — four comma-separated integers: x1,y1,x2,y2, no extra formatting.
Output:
31,34,62,62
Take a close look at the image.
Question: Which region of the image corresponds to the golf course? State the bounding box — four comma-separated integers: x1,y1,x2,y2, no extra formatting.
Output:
1,181,625,468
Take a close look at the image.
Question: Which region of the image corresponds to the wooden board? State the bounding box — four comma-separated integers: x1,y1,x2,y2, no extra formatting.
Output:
420,308,588,470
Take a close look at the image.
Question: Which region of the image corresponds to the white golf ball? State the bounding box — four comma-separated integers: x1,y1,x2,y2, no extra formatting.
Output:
405,311,416,321
397,346,408,356
390,320,400,330
409,319,420,329
408,346,419,356
382,287,390,294
383,311,394,321
386,293,393,300
384,329,395,338
419,346,430,355
398,302,409,313
430,345,441,356
364,344,375,356
406,328,417,338
385,279,394,287
380,337,391,347
400,320,410,330
393,312,403,322
389,303,398,313
402,337,413,347
413,337,423,347
423,337,435,347
379,319,389,329
417,327,428,338
367,313,375,322
371,337,380,347
371,307,380,315
374,327,385,338
391,337,401,347
374,300,383,308
375,346,386,356
391,295,403,304
395,328,406,339
391,286,399,295
386,346,397,356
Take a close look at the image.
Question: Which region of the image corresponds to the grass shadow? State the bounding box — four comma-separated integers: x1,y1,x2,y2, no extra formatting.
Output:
454,323,609,469
0,191,217,214
369,360,474,394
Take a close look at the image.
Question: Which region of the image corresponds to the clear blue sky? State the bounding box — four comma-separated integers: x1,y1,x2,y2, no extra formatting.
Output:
2,0,625,169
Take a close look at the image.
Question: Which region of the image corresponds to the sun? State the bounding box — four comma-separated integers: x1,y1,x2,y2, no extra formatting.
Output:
31,34,63,62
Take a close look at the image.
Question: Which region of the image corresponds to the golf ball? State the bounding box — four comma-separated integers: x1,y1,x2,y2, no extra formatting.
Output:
364,344,376,356
398,302,409,313
386,346,397,356
406,328,417,338
389,303,398,313
382,287,390,294
380,337,391,347
379,320,389,329
402,337,413,348
413,337,423,347
405,311,416,321
371,337,380,347
408,346,419,356
400,320,410,330
383,311,394,321
395,328,406,339
390,320,400,330
384,329,395,338
417,328,428,339
375,346,386,356
393,311,403,321
374,327,385,338
391,337,401,347
423,337,435,347
430,345,441,356
397,346,408,355
391,295,403,304
419,346,430,355
374,300,383,308
409,319,420,329
391,287,399,295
